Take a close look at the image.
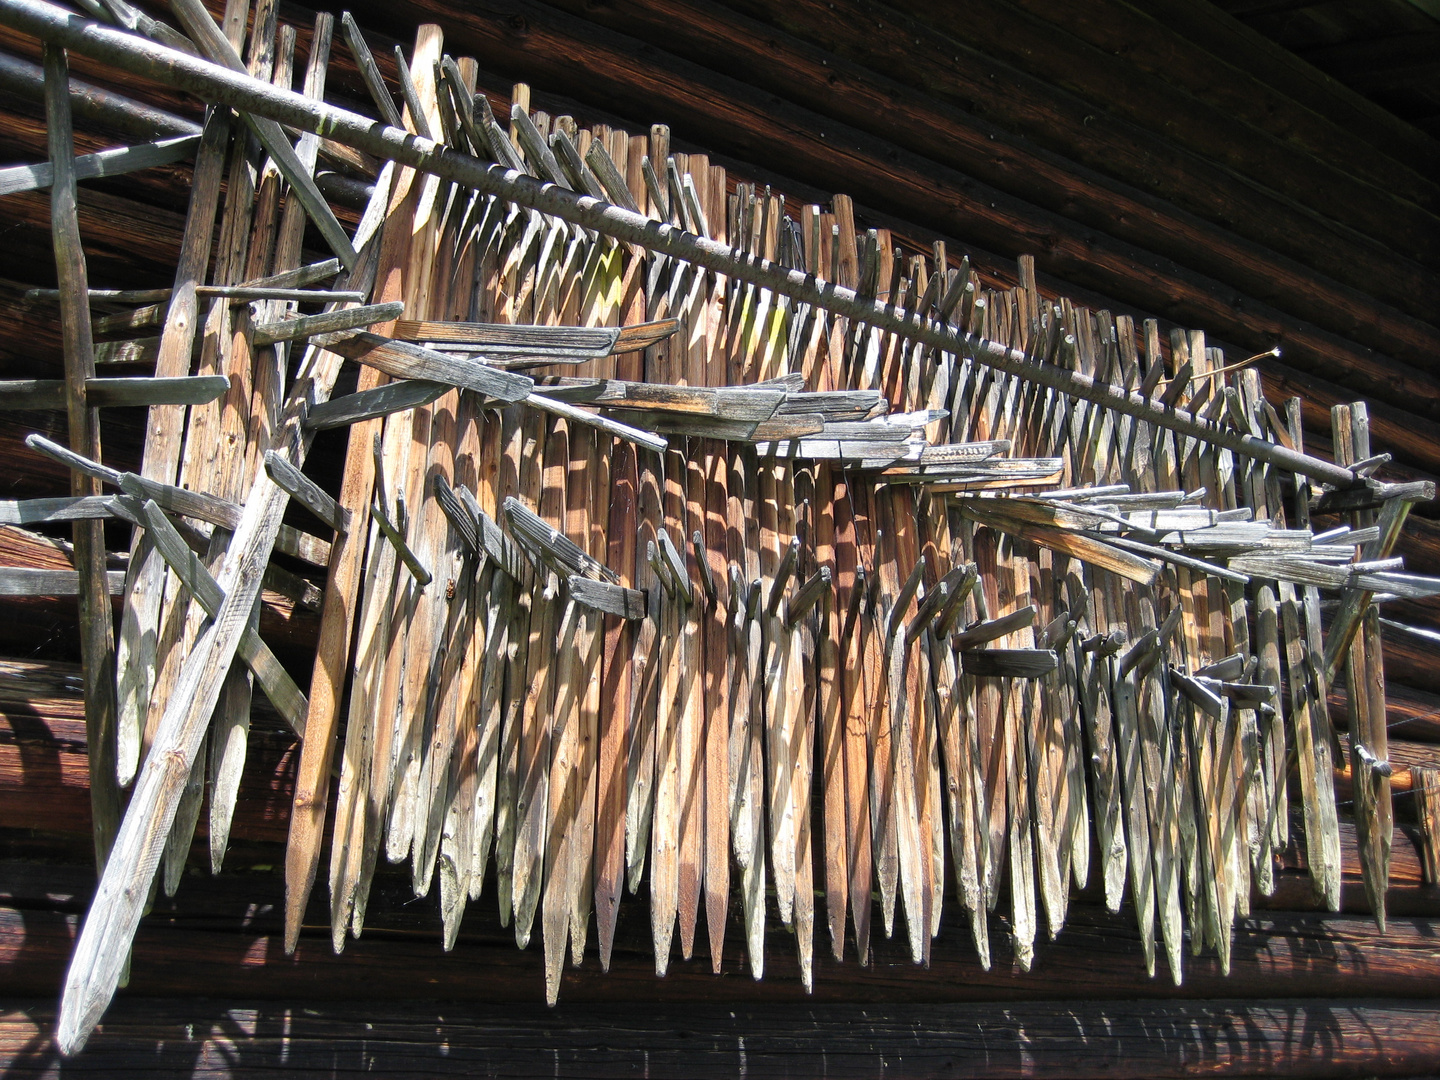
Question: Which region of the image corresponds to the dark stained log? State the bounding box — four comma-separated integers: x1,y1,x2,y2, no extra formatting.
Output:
1123,0,1440,179
338,0,1440,430
0,42,204,141
4,996,1440,1077
690,0,1440,325
868,0,1440,245
0,187,186,283
1330,679,1440,746
996,0,1439,212
1375,621,1440,698
541,0,1440,378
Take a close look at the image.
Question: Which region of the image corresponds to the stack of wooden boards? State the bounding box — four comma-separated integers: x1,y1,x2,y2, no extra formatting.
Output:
2,0,1439,1057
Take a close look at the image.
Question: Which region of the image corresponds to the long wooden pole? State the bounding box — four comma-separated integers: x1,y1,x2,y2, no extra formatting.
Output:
0,0,1359,490
43,41,120,877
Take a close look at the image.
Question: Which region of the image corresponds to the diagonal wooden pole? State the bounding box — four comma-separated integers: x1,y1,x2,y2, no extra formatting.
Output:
52,205,386,1062
0,0,1361,490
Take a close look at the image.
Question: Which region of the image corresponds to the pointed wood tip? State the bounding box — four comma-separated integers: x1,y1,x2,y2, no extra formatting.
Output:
55,980,104,1057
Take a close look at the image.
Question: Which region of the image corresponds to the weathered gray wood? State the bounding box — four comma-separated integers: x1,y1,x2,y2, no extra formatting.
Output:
0,380,66,409
369,489,430,588
785,566,831,626
86,375,228,407
339,10,401,129
584,136,640,213
1323,494,1418,684
44,41,120,879
251,300,404,347
505,495,617,583
476,506,529,584
620,410,818,443
1310,480,1436,515
94,0,194,54
432,476,481,555
960,649,1059,678
543,378,785,421
130,497,307,735
50,164,378,1050
315,330,533,402
262,450,351,534
303,378,447,430
951,605,1036,647
26,260,345,306
569,574,647,619
0,494,115,523
527,392,668,454
164,0,356,268
27,434,332,568
0,567,125,594
217,286,368,303
0,132,198,195
396,320,623,358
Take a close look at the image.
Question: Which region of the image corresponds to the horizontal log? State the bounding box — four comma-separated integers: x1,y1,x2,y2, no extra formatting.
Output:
346,0,1440,426
0,185,183,284
2,996,1440,1077
315,331,534,402
870,0,1440,254
302,378,447,430
0,131,198,195
539,0,1440,376
0,45,201,141
0,568,123,595
711,0,1440,325
996,0,1440,207
1120,0,1440,181
1330,679,1440,744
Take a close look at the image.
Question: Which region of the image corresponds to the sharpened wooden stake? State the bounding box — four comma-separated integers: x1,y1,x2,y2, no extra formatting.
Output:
130,497,308,734
263,450,351,534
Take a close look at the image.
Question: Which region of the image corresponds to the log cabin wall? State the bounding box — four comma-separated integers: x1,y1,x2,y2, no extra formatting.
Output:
1,0,1439,1075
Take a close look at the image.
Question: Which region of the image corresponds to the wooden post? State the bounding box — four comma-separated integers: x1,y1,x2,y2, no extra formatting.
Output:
43,41,120,875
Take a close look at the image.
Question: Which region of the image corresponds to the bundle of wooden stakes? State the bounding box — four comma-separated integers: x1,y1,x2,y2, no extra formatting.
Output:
4,0,1439,1056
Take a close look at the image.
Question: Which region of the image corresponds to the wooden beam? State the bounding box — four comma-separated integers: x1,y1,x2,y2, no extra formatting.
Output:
3,995,1440,1077
301,378,447,430
0,132,199,195
0,567,124,594
163,0,356,268
538,0,1440,379
43,41,120,880
0,2,1367,488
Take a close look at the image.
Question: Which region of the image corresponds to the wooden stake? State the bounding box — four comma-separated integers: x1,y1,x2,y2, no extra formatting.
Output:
44,41,121,876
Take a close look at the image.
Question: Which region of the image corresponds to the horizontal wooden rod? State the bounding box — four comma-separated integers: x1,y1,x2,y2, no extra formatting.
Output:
0,0,1360,490
0,132,198,195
